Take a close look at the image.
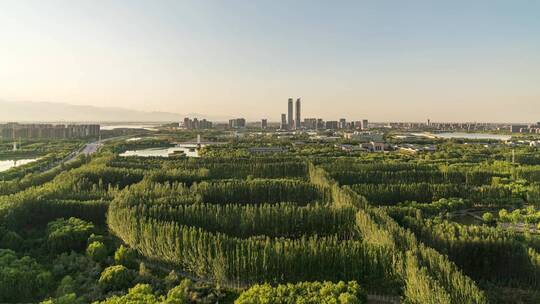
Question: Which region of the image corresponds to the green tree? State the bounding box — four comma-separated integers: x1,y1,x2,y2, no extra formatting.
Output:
91,284,161,304
482,212,495,224
114,245,137,269
86,241,108,263
0,230,23,251
98,265,136,292
40,293,84,304
56,275,76,296
166,279,191,304
0,249,53,302
46,217,94,253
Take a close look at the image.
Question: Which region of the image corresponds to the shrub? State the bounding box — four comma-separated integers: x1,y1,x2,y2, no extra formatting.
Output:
166,279,192,303
86,241,108,263
93,284,161,303
235,281,367,304
46,217,94,253
56,275,76,296
482,212,495,224
114,245,137,269
0,230,23,251
98,265,135,291
40,293,84,304
0,249,53,302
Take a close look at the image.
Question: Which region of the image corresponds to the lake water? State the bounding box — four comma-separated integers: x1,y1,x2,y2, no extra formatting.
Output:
101,124,160,131
120,146,199,158
0,158,39,172
435,132,511,141
412,132,511,141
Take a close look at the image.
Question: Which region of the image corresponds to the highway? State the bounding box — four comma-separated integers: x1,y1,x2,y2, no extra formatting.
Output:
41,136,122,173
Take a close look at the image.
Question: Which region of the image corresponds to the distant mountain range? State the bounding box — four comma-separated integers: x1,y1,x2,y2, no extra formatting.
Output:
0,100,231,123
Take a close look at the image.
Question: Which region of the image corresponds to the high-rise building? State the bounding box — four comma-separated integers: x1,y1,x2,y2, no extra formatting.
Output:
0,123,99,139
362,119,369,130
295,98,301,130
288,98,293,129
199,119,212,129
261,119,268,129
280,114,287,130
339,118,347,129
228,118,246,129
183,117,213,129
325,121,338,130
183,117,191,129
304,118,317,130
316,119,325,130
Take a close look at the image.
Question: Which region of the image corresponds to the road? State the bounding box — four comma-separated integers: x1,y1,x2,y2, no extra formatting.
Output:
40,136,124,173
80,141,101,155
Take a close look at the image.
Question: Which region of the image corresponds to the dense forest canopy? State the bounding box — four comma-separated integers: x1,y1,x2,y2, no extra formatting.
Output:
0,132,539,303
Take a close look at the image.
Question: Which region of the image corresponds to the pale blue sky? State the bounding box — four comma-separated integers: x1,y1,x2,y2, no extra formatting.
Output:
0,0,539,122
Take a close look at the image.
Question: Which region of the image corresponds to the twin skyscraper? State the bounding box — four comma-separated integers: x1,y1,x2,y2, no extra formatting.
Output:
281,98,301,130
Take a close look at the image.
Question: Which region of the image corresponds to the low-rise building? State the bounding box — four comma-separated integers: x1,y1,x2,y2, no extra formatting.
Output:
398,144,437,154
338,144,364,152
343,131,384,142
510,124,528,133
361,141,386,152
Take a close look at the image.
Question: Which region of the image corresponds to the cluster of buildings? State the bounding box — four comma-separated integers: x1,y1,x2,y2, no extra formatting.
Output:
382,121,502,131
303,118,369,131
183,117,213,130
278,98,369,131
510,123,540,133
180,98,371,132
378,120,540,134
0,123,100,139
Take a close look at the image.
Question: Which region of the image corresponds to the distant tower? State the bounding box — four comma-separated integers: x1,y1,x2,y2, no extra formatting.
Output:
12,128,17,151
280,114,287,130
295,98,301,130
339,118,346,129
427,119,431,127
287,98,293,130
261,119,268,129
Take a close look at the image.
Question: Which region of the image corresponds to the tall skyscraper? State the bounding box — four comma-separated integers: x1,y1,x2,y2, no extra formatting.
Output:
287,98,293,129
295,98,301,130
261,119,267,129
362,119,369,130
281,114,287,130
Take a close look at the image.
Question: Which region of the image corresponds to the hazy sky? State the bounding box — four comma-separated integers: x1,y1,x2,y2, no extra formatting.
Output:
0,0,539,122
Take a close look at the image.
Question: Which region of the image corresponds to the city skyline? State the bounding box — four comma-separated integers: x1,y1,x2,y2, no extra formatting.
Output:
0,1,539,122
